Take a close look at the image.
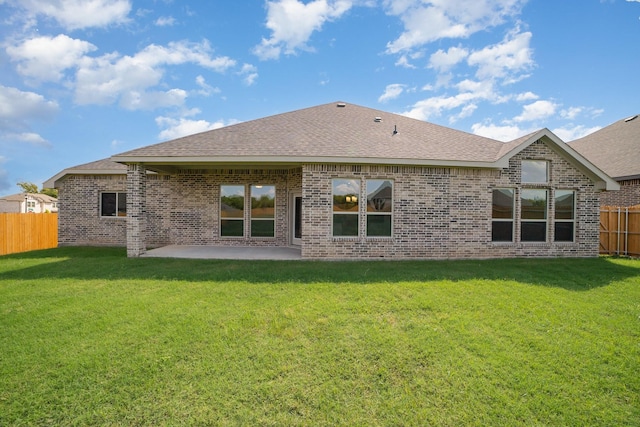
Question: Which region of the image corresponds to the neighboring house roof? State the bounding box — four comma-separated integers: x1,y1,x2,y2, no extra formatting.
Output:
45,102,619,191
0,193,58,203
569,114,640,180
44,158,128,188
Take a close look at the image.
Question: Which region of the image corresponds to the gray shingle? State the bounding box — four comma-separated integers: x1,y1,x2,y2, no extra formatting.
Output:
114,101,509,164
570,114,640,179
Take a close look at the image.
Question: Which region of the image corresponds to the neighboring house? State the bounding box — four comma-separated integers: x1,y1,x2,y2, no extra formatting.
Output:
0,193,59,213
570,114,640,207
45,101,618,259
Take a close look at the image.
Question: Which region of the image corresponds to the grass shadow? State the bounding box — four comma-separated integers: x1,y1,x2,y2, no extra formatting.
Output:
1,247,639,291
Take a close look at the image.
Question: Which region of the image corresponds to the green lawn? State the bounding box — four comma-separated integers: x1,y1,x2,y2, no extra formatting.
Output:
1,248,639,426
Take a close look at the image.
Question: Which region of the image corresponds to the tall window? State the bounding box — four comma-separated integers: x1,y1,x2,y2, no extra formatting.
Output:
250,185,275,237
492,189,514,242
521,189,547,242
366,179,392,236
332,179,359,236
101,192,126,217
220,185,244,237
554,190,575,242
522,160,548,184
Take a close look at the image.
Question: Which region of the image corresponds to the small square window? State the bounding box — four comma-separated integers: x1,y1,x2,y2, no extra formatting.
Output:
522,160,548,184
101,192,126,217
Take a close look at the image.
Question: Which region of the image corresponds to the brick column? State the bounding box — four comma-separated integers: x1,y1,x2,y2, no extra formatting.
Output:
126,163,147,257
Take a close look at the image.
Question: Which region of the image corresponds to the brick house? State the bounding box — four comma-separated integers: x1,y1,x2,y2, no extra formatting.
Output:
0,193,59,213
45,101,618,259
570,114,640,207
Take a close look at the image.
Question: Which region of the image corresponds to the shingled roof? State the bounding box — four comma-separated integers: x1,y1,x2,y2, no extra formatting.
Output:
111,101,510,167
46,101,618,191
569,114,640,180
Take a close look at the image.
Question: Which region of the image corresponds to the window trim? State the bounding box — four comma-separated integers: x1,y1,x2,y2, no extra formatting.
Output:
250,184,276,238
522,160,549,184
520,188,548,242
554,189,576,242
332,178,360,237
220,184,245,238
100,191,127,218
365,179,393,238
491,188,515,243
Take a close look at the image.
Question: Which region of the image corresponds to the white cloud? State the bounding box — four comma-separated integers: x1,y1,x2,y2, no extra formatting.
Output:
467,28,534,81
15,0,132,30
471,122,533,142
395,55,416,68
0,86,56,147
515,91,538,102
552,125,602,142
428,46,469,72
194,75,220,96
156,115,238,140
0,85,58,126
378,83,406,103
0,156,10,193
155,16,176,26
74,40,236,109
253,0,354,60
6,34,97,83
385,0,526,53
239,63,259,86
560,107,583,120
5,132,51,147
120,89,188,110
400,78,501,121
400,93,473,121
513,100,557,122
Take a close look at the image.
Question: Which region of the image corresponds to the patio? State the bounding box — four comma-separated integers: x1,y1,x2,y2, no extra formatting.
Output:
142,245,302,260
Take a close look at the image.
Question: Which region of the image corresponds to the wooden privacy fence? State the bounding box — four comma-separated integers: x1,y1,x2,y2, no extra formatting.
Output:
0,213,58,256
600,206,640,257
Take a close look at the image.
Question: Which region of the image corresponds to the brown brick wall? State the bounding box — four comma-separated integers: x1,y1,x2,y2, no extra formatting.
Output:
57,174,127,246
600,180,640,207
57,139,601,259
301,139,600,259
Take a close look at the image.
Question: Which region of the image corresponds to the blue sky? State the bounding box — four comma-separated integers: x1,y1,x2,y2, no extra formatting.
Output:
0,0,639,196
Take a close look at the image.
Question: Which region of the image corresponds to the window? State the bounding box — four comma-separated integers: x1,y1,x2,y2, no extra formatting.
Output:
366,179,392,236
101,192,126,217
522,160,548,184
492,189,514,242
521,189,547,242
220,185,244,237
554,190,575,242
333,179,359,236
250,185,275,237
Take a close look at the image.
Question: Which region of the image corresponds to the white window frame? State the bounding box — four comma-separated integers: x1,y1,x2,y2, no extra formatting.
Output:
520,188,548,242
522,160,549,184
491,188,515,242
554,189,576,242
366,179,393,238
332,178,360,237
250,184,276,238
220,185,245,238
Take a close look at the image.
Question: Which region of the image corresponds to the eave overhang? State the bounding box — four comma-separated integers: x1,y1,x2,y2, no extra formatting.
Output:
109,154,504,172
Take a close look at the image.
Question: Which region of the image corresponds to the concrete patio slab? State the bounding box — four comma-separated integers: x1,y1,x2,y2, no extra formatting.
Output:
142,245,302,260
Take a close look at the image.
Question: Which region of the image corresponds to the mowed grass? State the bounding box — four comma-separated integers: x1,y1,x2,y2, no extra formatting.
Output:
1,248,639,426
